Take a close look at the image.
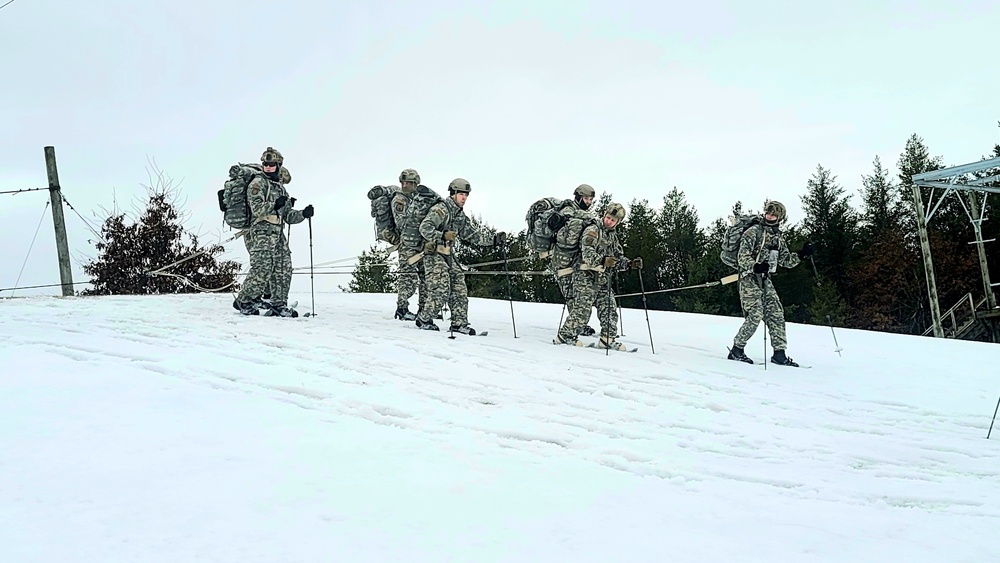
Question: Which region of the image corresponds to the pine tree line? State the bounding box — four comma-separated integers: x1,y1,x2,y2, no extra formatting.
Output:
348,129,1000,336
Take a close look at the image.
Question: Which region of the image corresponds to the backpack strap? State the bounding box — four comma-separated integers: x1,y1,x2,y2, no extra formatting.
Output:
743,222,769,273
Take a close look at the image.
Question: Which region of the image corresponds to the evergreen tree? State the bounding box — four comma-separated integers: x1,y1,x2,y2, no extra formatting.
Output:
731,201,744,217
653,188,706,311
896,133,945,235
340,245,396,293
451,213,506,300
674,217,739,316
593,191,614,217
806,276,848,327
616,198,663,309
993,120,1000,159
897,133,980,328
848,155,916,330
508,231,562,303
82,174,240,296
858,155,901,242
799,164,857,300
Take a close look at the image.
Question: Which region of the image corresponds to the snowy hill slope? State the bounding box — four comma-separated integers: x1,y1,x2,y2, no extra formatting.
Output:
2,291,999,562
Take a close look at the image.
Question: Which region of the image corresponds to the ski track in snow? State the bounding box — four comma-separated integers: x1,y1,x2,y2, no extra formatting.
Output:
3,291,1000,561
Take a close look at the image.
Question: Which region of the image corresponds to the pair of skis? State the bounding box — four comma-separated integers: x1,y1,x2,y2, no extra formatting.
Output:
551,337,639,353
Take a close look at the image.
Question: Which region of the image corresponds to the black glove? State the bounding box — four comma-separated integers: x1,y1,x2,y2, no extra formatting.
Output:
274,196,288,211
752,262,770,274
302,204,314,219
494,231,507,246
547,213,567,232
796,241,814,259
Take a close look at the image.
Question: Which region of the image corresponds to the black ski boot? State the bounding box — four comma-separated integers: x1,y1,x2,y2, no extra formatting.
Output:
261,300,299,318
770,350,799,367
415,318,440,331
395,307,417,321
233,298,260,316
727,345,754,364
449,324,477,336
580,325,596,337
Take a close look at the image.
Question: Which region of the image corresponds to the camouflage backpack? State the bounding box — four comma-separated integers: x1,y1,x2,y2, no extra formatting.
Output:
217,163,290,229
551,208,601,269
369,184,445,247
524,197,569,255
367,185,403,243
719,214,763,269
397,186,445,249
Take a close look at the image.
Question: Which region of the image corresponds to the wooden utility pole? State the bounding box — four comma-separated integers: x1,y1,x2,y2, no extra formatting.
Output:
912,184,943,337
44,146,74,296
968,191,996,310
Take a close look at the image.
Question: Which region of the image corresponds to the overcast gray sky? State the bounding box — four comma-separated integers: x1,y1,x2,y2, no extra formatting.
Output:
2,0,997,296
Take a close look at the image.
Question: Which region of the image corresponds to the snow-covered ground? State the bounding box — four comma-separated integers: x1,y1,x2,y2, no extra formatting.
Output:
2,290,999,562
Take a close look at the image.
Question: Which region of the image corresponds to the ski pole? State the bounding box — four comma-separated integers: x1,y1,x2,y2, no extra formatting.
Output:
763,273,768,371
555,271,567,335
606,271,613,357
615,272,624,337
447,241,455,340
501,238,517,338
809,254,821,286
827,314,843,356
763,317,768,371
988,392,1000,439
637,266,655,354
615,274,739,298
308,217,315,317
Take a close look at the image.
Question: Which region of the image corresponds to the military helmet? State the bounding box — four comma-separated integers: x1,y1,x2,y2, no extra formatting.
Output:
260,146,284,166
448,177,471,194
605,202,626,222
574,183,595,210
763,200,787,225
399,168,420,185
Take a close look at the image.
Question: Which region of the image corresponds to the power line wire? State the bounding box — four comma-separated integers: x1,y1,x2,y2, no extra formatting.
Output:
0,0,18,12
0,280,92,294
61,194,107,244
7,201,50,297
0,187,48,196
